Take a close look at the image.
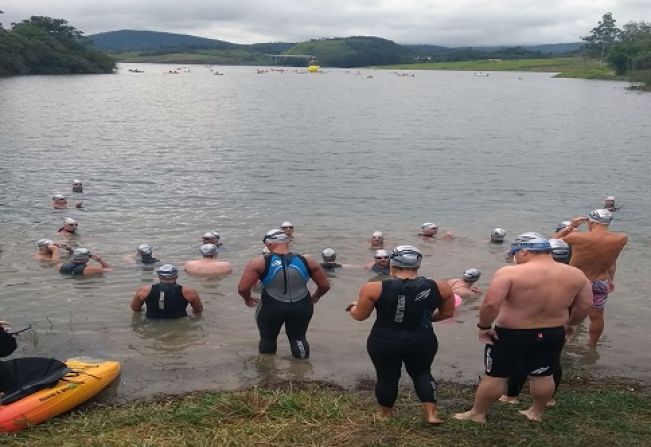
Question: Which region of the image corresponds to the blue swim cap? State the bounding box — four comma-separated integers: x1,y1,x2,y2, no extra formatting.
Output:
509,233,550,255
390,245,422,268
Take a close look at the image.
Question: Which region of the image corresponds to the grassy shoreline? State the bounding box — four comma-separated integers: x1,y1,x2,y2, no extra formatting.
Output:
5,377,650,446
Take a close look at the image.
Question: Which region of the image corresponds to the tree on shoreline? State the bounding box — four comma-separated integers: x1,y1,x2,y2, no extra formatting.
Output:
0,16,115,76
582,12,620,63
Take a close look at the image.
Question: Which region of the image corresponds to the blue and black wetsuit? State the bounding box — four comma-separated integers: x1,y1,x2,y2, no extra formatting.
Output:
257,253,313,359
144,283,188,319
59,262,86,276
367,277,442,408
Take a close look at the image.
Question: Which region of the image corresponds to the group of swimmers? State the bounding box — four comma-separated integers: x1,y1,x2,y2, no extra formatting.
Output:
25,183,629,425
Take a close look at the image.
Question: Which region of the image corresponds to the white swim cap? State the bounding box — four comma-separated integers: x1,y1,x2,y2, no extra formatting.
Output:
463,268,481,283
490,228,506,242
157,264,178,278
64,217,77,225
280,221,294,229
72,247,91,261
605,196,615,201
374,249,389,258
52,194,66,200
73,180,82,184
202,231,220,241
137,244,153,256
371,231,383,238
263,229,290,244
200,243,219,256
37,239,53,247
321,248,336,262
389,245,422,268
422,222,438,230
588,209,613,225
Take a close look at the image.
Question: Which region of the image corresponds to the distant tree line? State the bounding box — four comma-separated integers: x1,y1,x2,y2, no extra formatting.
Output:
582,12,651,84
0,15,115,76
414,46,550,63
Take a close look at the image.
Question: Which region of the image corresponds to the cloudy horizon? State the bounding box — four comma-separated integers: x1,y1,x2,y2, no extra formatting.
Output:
1,1,648,46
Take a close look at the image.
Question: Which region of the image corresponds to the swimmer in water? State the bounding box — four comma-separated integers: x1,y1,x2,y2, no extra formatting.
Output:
419,223,454,239
58,248,111,276
52,194,68,209
348,245,455,424
369,231,385,248
604,196,617,212
447,268,482,300
58,217,79,237
490,228,506,244
280,221,294,239
72,180,83,193
131,264,203,319
201,231,222,246
136,244,160,265
366,249,390,276
184,244,232,277
320,248,343,272
34,239,62,263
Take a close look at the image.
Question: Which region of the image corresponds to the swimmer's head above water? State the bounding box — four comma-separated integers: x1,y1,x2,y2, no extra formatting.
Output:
72,248,91,263
202,231,220,244
370,231,384,246
588,208,613,226
604,196,616,209
321,248,336,262
280,221,294,237
263,229,290,245
490,228,506,243
462,268,481,283
156,264,178,279
137,244,153,256
72,180,83,193
61,217,78,233
200,243,219,257
549,239,570,264
421,223,438,237
389,245,422,269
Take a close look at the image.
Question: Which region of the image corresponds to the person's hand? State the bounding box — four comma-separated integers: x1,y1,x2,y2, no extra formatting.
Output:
244,297,259,307
608,281,615,293
478,328,498,345
564,324,577,338
346,302,357,312
471,286,481,294
90,254,99,261
570,216,588,227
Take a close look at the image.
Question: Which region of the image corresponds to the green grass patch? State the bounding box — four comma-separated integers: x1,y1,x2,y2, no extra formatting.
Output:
4,380,650,446
380,57,616,79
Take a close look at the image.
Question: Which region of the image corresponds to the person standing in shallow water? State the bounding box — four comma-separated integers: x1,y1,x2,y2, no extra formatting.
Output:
348,245,455,424
454,234,592,424
237,229,330,359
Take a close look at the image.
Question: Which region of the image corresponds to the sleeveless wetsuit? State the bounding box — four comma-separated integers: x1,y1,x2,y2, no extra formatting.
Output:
139,256,160,265
257,253,312,359
144,284,188,319
371,264,390,275
320,262,342,272
367,277,442,407
59,262,86,276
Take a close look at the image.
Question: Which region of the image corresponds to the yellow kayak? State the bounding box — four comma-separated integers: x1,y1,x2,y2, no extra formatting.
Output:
0,358,120,432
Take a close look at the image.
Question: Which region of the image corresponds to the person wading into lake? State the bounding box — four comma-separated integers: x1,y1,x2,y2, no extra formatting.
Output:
454,234,592,423
447,268,482,300
556,209,628,348
59,248,111,276
237,229,330,359
131,264,203,319
348,245,455,424
184,243,232,277
366,249,391,276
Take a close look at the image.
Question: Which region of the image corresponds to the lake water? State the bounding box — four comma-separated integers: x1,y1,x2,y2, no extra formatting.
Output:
1,64,650,401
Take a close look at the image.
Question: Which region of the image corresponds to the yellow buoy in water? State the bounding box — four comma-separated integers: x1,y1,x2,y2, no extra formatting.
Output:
308,65,320,73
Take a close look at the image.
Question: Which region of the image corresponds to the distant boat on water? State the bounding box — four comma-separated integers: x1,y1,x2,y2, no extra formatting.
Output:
473,71,489,76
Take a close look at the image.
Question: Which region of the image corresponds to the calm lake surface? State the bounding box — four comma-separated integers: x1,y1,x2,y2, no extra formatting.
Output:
1,64,650,401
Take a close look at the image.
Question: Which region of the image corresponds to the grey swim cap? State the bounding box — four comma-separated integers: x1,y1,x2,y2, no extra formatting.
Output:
490,228,506,242
202,231,220,241
52,194,66,201
157,264,178,278
321,248,336,262
37,239,53,248
200,243,219,256
422,222,438,230
549,239,570,263
389,245,422,268
555,220,572,232
463,268,481,283
374,249,389,259
588,209,613,225
263,229,290,244
509,233,551,255
137,244,153,256
281,221,294,229
72,248,91,261
73,180,82,185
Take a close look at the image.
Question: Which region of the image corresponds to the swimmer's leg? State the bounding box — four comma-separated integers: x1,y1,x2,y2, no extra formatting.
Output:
404,335,442,424
455,376,505,423
520,376,554,421
367,334,402,418
256,299,284,354
588,308,605,349
502,361,527,403
285,298,313,359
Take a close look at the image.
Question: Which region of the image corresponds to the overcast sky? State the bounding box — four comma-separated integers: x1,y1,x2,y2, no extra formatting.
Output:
1,1,648,46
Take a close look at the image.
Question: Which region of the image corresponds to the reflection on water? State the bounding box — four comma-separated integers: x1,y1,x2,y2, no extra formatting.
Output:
0,65,650,400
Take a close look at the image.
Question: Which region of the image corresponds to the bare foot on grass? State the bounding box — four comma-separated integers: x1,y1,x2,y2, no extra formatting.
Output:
499,395,519,404
454,410,486,424
518,408,542,422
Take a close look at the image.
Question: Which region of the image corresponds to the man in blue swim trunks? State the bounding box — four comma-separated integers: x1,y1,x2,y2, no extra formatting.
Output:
556,209,628,348
455,234,592,423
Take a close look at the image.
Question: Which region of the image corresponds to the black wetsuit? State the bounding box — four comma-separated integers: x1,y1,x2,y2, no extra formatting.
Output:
0,328,17,357
370,264,390,275
257,253,312,359
59,262,85,276
139,255,160,265
144,283,188,319
367,277,442,408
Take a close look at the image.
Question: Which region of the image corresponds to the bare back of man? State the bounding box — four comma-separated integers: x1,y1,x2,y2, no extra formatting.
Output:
184,259,233,277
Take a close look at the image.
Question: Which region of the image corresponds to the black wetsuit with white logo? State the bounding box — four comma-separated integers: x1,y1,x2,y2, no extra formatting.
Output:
257,253,313,359
367,277,442,407
144,284,188,319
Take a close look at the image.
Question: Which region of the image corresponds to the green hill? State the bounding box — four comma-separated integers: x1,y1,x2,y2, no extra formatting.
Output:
89,29,238,52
